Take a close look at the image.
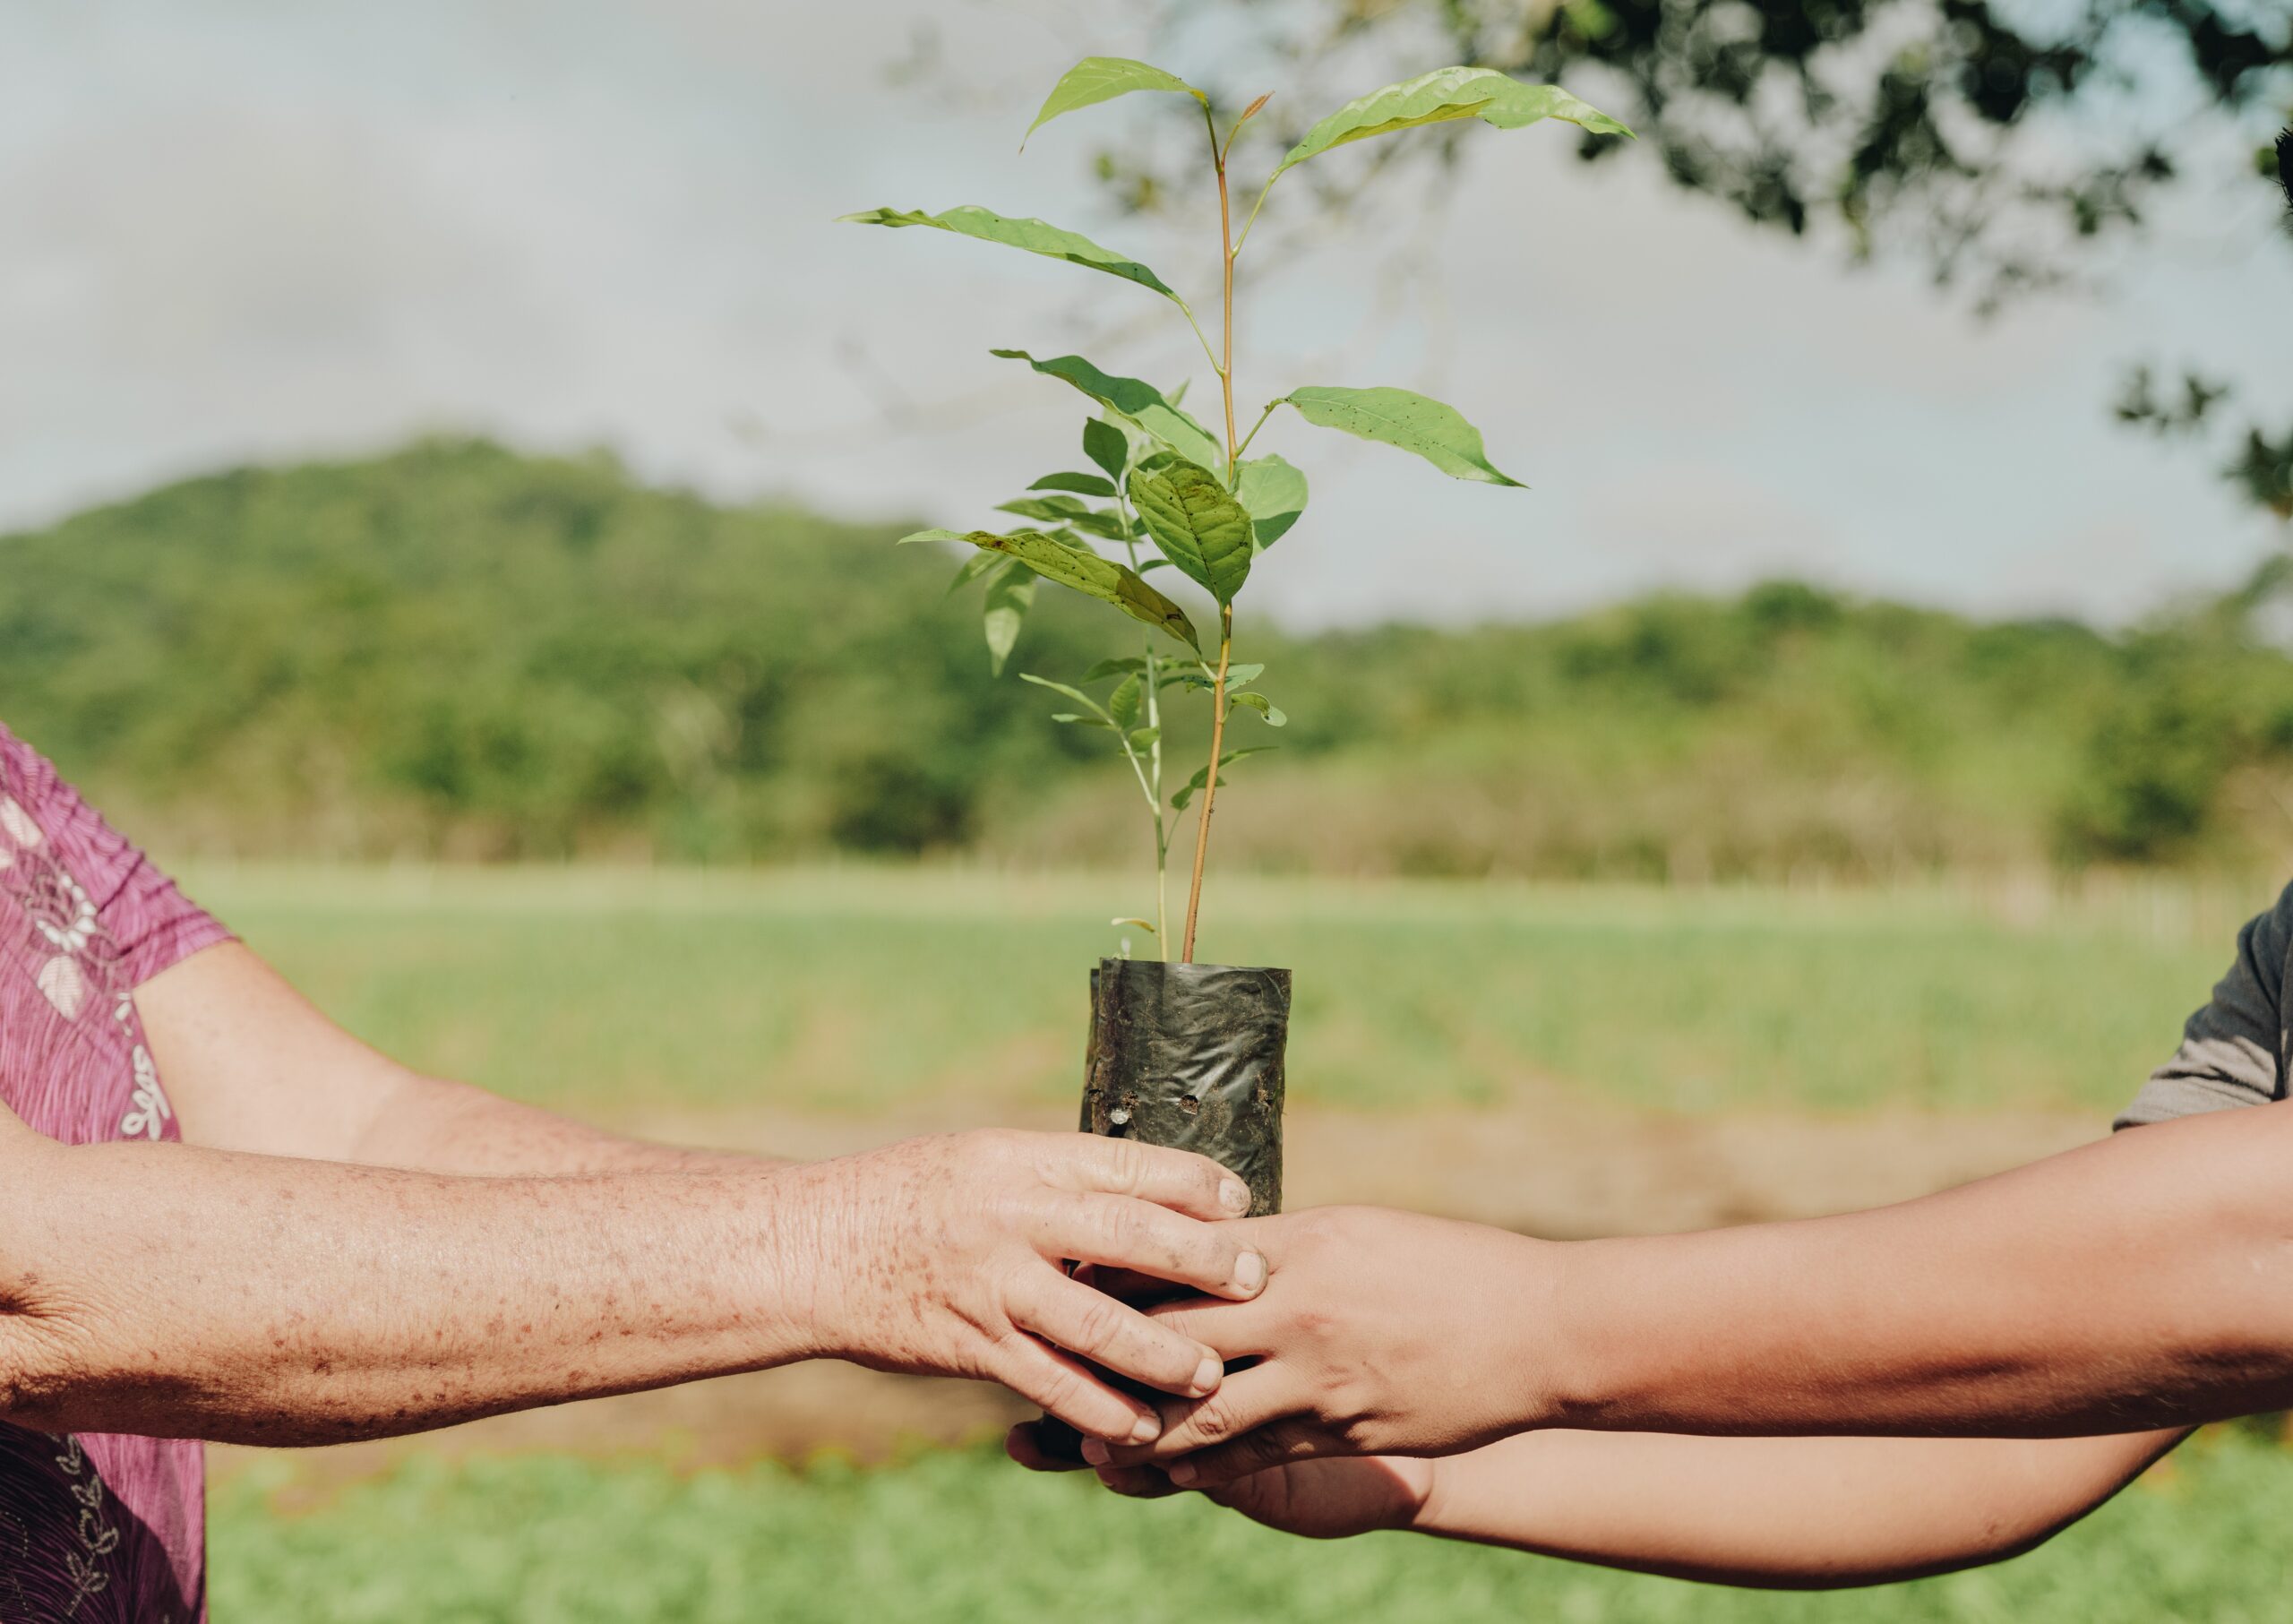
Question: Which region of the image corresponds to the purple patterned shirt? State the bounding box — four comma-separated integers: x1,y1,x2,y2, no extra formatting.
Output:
0,724,231,1621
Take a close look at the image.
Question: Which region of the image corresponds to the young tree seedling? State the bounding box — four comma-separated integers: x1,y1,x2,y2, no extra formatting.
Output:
851,62,1627,961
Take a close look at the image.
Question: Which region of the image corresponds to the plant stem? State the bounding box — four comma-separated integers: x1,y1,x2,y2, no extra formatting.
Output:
1181,606,1232,964
1118,501,1172,961
1176,102,1247,965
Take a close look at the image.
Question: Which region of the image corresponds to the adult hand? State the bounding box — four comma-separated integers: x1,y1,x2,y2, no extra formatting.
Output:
800,1130,1267,1444
1092,1206,1558,1485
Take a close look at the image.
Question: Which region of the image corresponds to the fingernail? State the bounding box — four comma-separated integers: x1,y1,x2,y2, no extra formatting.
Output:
1232,1250,1267,1293
1128,1413,1162,1446
1081,1438,1112,1465
1219,1180,1250,1216
1167,1461,1198,1487
1191,1354,1222,1396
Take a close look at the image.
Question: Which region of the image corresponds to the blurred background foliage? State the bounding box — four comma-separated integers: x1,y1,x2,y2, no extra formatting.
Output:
9,434,2293,881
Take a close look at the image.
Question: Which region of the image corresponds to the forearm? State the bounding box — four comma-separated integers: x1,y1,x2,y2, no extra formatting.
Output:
1413,1428,2180,1588
1539,1103,2293,1436
0,1135,834,1446
348,1071,781,1176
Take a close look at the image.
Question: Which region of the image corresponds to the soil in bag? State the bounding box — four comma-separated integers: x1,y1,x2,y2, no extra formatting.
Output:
1035,958,1291,1465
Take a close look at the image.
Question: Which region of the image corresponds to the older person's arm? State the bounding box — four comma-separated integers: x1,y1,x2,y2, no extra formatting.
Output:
139,942,767,1174
0,1089,1265,1448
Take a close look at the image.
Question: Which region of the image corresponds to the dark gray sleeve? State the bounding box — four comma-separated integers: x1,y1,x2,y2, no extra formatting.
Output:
2115,881,2293,1129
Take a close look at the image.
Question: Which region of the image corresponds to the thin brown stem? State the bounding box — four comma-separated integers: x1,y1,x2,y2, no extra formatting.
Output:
1180,606,1233,963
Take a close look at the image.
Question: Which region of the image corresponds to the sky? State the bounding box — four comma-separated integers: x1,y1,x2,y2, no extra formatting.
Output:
1,0,2288,630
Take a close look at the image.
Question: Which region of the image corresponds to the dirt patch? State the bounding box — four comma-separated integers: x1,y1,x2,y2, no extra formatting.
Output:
213,1096,2102,1489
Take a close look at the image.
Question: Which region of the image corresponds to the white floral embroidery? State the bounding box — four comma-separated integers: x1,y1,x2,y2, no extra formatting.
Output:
0,752,181,1144
117,1045,172,1142
0,795,42,849
51,1436,117,1617
35,955,89,1020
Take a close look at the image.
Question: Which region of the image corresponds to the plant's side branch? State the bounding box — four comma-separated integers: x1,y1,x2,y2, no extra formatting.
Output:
1118,496,1172,958
1232,400,1281,470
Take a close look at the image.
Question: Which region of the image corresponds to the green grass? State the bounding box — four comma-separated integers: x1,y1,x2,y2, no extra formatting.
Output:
185,864,2257,1116
211,1429,2291,1623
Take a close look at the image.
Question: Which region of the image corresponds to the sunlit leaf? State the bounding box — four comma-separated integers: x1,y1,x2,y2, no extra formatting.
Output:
1271,68,1630,182
1083,417,1130,484
1080,657,1146,683
1024,57,1207,146
1029,471,1119,497
1279,385,1523,485
1109,674,1144,729
1111,916,1159,933
1172,746,1277,810
1228,691,1287,726
992,349,1224,471
1234,453,1309,548
840,206,1182,305
932,530,1198,650
983,563,1035,675
1129,457,1254,604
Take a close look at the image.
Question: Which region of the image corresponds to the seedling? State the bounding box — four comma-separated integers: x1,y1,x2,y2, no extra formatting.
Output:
849,63,1627,963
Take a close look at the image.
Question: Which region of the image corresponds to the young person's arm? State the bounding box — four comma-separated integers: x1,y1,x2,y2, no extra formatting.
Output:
1083,883,2293,1482
1086,1097,2293,1484
1074,1429,2180,1588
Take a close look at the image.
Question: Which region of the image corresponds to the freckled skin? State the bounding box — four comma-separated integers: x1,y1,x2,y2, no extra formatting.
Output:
0,941,1265,1448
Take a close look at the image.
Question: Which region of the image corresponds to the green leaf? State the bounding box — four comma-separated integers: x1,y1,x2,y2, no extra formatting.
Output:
1172,746,1276,811
992,349,1223,471
945,552,1005,597
1128,727,1161,750
1164,661,1263,692
1279,386,1523,485
937,530,1199,650
1229,691,1287,726
1080,657,1146,683
839,206,1183,305
1052,712,1116,729
1024,57,1207,145
1083,417,1130,484
996,495,1129,542
1109,674,1143,730
1271,68,1631,182
983,563,1035,675
1022,673,1111,717
1028,471,1118,497
1234,453,1309,549
1129,458,1255,604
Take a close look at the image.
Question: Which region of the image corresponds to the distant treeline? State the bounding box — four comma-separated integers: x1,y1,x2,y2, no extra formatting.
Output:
5,437,2291,880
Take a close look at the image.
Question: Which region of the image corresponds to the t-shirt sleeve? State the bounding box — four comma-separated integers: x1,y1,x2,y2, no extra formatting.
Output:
2115,881,2292,1130
0,726,234,987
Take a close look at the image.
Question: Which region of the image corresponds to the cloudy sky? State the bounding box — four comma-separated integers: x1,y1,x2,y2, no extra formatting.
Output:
3,0,2288,629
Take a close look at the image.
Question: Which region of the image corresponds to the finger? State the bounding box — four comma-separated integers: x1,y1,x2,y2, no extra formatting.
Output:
1163,1419,1330,1491
1032,1134,1252,1222
1095,1463,1183,1499
1005,1422,1090,1474
1031,1192,1267,1301
1096,1362,1303,1466
1146,1293,1282,1360
989,1333,1163,1446
1012,1271,1223,1398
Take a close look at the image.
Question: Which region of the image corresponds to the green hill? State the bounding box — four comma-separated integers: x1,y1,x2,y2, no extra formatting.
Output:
4,437,2289,879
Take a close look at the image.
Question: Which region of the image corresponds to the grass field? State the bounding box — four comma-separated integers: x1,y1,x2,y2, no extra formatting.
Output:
212,1429,2290,1623
182,864,2293,1618
189,864,2259,1115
